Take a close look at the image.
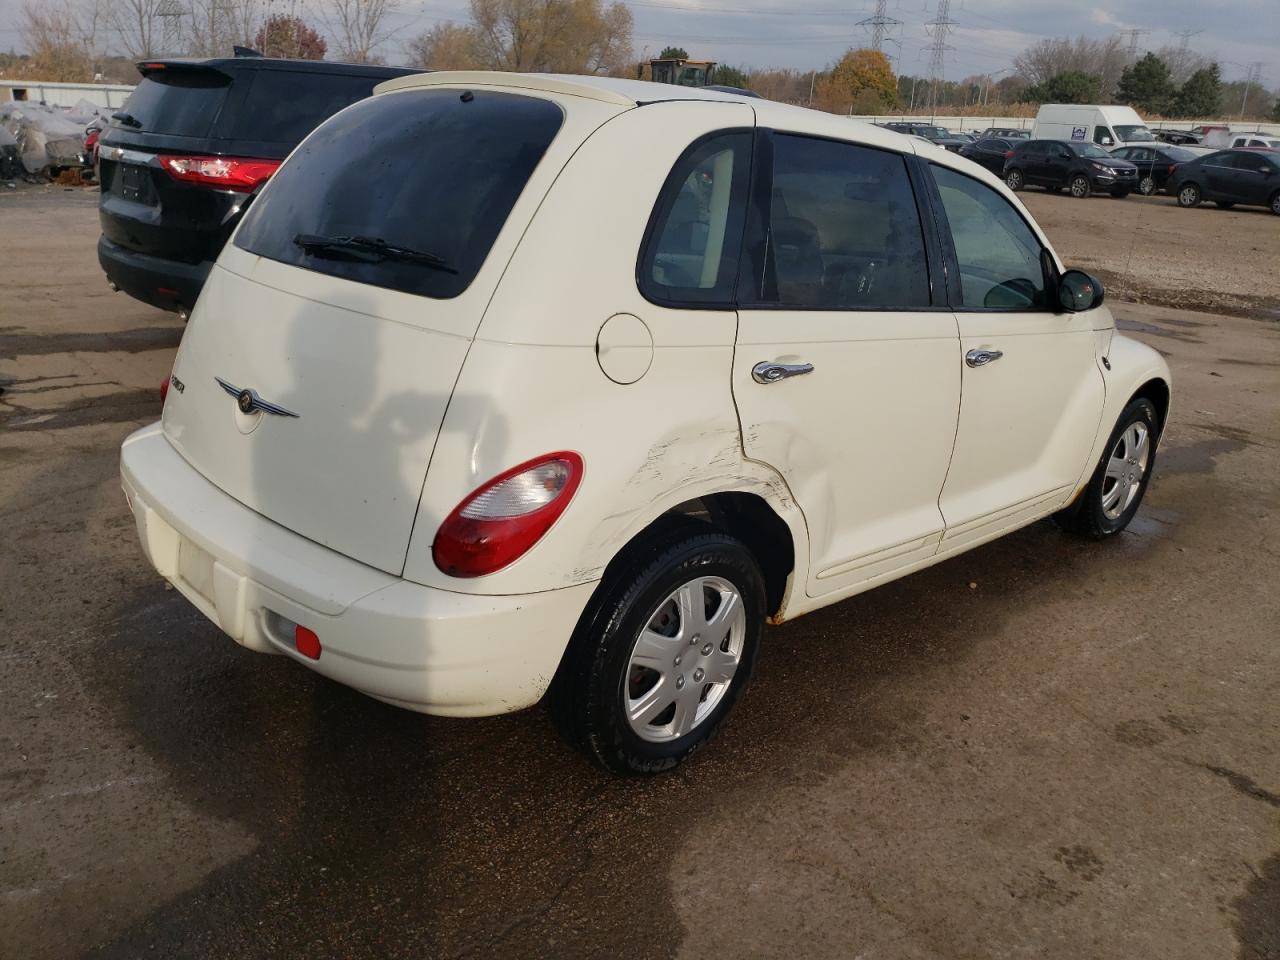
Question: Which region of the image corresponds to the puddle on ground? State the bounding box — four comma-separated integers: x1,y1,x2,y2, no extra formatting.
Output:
1115,319,1204,344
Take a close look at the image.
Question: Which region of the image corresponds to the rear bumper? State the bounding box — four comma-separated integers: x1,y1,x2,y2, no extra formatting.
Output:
120,423,596,717
98,236,211,313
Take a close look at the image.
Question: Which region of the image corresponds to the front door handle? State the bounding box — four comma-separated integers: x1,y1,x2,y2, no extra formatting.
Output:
752,360,815,384
965,348,1004,368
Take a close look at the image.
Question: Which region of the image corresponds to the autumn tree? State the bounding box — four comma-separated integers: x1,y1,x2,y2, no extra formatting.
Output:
406,22,484,70
467,0,633,74
815,48,896,114
255,14,326,59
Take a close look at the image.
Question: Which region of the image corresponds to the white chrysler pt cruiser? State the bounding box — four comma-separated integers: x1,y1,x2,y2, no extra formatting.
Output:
121,72,1170,774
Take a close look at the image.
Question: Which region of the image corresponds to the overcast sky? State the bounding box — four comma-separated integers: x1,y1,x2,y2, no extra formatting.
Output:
0,0,1274,85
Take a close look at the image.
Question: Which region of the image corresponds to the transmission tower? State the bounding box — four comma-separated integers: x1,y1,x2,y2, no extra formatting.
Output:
923,0,956,112
856,0,903,56
1239,61,1265,119
156,0,185,56
1171,29,1201,79
1118,28,1148,57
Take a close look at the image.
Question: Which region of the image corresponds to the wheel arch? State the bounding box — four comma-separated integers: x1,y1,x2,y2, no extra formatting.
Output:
1131,376,1171,438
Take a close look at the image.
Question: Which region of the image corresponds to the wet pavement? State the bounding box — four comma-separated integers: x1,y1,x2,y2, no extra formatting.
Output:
2,189,1278,959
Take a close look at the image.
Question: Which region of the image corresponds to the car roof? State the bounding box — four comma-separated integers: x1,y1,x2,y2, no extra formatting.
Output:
138,56,418,78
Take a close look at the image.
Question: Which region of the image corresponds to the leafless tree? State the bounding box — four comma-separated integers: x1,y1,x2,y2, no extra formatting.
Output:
19,0,108,81
110,0,166,59
405,22,484,70
326,0,398,63
1013,35,1130,99
467,0,632,74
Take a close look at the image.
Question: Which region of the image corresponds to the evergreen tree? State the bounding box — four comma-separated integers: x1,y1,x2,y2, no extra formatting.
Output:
1116,53,1174,113
1171,63,1222,118
1025,70,1101,104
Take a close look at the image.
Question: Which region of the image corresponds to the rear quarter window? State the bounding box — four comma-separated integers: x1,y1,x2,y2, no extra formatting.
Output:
229,71,387,144
115,72,231,137
233,89,563,299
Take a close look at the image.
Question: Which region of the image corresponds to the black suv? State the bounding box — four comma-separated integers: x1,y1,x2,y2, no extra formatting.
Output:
881,122,968,153
1002,139,1139,198
98,56,419,314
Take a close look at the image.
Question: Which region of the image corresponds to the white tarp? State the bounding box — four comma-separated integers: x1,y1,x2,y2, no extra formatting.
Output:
0,102,87,174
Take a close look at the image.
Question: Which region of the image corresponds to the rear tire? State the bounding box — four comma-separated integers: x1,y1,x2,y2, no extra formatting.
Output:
1005,168,1025,191
1139,175,1156,195
553,528,765,775
1070,174,1091,198
1055,398,1159,539
1177,183,1201,207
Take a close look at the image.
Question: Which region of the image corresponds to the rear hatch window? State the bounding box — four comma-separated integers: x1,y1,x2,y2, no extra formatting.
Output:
228,70,385,144
233,89,564,299
114,70,231,137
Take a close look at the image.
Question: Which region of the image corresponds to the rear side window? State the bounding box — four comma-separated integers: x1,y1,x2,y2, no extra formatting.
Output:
931,164,1048,310
115,72,231,137
229,71,383,144
757,134,929,310
233,89,563,300
640,132,751,306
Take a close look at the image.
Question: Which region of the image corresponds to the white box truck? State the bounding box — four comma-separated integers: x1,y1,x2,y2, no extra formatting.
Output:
1032,104,1157,149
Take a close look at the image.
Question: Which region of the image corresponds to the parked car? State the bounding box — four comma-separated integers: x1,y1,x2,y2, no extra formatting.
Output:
980,126,1031,140
1110,143,1202,195
1032,103,1157,148
1226,133,1280,150
882,122,968,152
1168,148,1280,214
958,136,1016,174
97,55,419,315
1003,138,1140,197
1153,129,1201,145
121,72,1171,774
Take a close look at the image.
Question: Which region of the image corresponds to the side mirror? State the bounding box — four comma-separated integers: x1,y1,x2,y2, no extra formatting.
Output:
1101,137,1114,146
1059,270,1104,312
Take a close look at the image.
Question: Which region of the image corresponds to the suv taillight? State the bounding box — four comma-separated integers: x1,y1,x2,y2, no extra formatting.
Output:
159,155,280,192
433,452,584,578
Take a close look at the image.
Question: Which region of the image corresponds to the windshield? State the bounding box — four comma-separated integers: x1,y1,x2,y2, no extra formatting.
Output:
1115,124,1155,142
234,89,563,300
920,126,950,139
1074,143,1114,159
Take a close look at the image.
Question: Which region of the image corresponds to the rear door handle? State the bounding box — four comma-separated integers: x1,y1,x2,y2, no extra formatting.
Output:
965,349,1003,368
752,361,814,384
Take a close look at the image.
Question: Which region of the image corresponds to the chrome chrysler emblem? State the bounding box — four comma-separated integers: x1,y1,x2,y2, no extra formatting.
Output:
214,377,299,418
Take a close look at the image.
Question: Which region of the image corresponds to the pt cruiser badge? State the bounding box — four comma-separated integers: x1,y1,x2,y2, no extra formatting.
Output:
214,377,299,418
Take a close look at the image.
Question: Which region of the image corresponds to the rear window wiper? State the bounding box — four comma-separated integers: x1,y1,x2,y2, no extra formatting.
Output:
293,234,457,273
111,111,142,128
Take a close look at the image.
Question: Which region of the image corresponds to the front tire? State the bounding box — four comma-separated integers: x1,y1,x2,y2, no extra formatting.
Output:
554,528,765,775
1178,183,1201,207
1070,174,1092,198
1005,168,1025,191
1055,398,1159,539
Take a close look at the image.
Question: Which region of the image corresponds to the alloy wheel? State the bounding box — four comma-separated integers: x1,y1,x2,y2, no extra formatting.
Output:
1139,176,1156,195
1179,184,1199,207
624,576,746,743
1101,421,1150,520
1006,170,1023,190
1071,176,1089,198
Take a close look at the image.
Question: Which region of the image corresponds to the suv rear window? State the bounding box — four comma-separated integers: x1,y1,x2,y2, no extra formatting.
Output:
115,71,231,137
228,70,385,144
233,89,563,299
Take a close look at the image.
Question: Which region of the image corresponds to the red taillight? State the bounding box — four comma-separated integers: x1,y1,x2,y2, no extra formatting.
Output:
159,374,170,403
159,155,281,192
295,625,322,660
1167,164,1177,174
1005,149,1014,158
433,452,584,578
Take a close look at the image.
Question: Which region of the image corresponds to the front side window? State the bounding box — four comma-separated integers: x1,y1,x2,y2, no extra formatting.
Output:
233,89,563,299
931,164,1048,310
640,132,751,305
755,134,929,310
1093,126,1114,145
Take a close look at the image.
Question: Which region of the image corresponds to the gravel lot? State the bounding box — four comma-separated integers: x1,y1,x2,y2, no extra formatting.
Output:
2,184,1278,960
